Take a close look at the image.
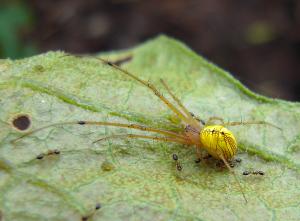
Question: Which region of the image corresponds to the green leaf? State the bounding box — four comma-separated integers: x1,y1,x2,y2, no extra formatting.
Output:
0,35,299,221
0,3,37,58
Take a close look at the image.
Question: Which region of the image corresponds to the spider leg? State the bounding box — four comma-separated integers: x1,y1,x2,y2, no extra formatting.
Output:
206,116,225,125
222,120,281,130
218,154,248,203
195,146,202,162
94,57,191,124
12,120,186,143
93,133,191,145
159,79,197,125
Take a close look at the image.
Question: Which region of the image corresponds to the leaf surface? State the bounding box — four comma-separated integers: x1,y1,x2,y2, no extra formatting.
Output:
0,36,299,221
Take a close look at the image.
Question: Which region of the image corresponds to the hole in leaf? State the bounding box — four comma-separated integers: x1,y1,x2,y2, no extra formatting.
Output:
12,114,31,131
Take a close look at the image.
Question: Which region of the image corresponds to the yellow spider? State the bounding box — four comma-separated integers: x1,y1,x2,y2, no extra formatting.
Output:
13,55,279,203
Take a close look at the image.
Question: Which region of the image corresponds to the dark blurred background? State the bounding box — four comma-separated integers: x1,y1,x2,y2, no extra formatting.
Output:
0,0,299,101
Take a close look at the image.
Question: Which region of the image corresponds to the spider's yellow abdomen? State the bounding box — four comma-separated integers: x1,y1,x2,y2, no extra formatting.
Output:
199,125,237,160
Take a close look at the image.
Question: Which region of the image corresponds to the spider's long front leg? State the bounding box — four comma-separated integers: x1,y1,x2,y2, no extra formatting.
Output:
206,116,225,125
95,57,194,125
222,120,281,130
195,146,202,162
159,79,199,127
218,154,247,203
12,121,187,143
93,133,191,145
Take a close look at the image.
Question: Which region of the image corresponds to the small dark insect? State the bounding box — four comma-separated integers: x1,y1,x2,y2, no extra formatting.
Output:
176,164,182,171
172,153,182,171
82,203,102,221
203,154,212,160
216,158,240,168
36,154,44,160
243,170,265,176
216,160,224,168
53,149,60,154
243,171,250,176
195,158,201,163
81,216,89,221
95,203,101,210
36,149,60,160
257,170,264,175
235,158,242,163
172,153,178,161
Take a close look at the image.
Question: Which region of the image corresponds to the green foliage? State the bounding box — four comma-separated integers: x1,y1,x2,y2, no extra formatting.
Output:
0,2,37,58
0,36,299,220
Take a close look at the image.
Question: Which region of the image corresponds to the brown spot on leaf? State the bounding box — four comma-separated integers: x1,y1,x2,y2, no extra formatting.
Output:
12,114,31,131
